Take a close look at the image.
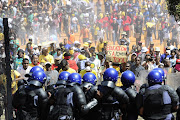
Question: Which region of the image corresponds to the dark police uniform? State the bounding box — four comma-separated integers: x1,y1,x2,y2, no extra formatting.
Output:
136,84,179,120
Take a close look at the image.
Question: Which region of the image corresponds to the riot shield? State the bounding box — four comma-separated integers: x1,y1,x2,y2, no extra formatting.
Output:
166,72,180,90
134,70,149,92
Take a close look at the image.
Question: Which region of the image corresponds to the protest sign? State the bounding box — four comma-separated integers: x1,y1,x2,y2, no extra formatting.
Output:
106,45,127,63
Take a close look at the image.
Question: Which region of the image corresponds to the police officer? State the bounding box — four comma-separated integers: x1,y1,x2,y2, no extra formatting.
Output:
29,66,44,73
82,72,97,94
48,71,71,94
176,86,180,120
121,70,138,120
47,71,71,111
56,71,71,87
153,68,166,84
136,70,179,120
49,73,98,120
48,71,71,120
13,70,49,120
140,68,165,90
85,68,129,120
25,66,44,80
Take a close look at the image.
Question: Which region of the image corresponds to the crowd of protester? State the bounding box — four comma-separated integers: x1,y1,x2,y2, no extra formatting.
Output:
0,37,179,96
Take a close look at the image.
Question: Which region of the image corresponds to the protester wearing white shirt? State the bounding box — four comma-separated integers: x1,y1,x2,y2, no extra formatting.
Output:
33,45,40,56
89,54,101,73
89,53,101,80
17,58,32,80
54,47,63,61
71,15,78,33
97,27,105,40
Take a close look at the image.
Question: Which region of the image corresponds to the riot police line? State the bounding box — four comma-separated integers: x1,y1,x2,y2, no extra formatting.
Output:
12,66,180,120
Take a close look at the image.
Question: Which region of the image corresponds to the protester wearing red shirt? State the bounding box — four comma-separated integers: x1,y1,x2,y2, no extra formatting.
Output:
102,14,110,40
51,58,61,70
64,52,78,72
122,15,131,38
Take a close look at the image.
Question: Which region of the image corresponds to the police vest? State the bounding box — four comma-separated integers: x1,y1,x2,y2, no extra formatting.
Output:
143,86,172,120
99,95,122,120
49,87,73,120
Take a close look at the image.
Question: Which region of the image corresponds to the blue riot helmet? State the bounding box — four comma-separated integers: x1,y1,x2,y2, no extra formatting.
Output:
58,71,71,80
147,70,162,85
56,71,70,86
83,72,97,85
103,68,118,83
153,68,165,80
67,73,82,85
30,71,47,85
102,68,118,89
121,70,135,87
30,66,44,73
25,66,44,77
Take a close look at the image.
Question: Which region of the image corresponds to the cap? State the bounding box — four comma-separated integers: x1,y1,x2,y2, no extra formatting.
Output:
155,47,160,51
24,55,30,60
141,47,148,53
132,53,137,56
33,45,38,48
49,41,56,44
74,41,80,44
113,18,116,20
45,62,52,66
87,40,92,43
104,41,108,44
83,42,89,47
150,42,154,45
38,43,42,46
78,54,86,60
121,31,127,35
121,12,125,16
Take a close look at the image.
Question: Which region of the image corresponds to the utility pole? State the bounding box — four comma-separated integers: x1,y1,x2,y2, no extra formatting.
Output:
3,18,13,120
